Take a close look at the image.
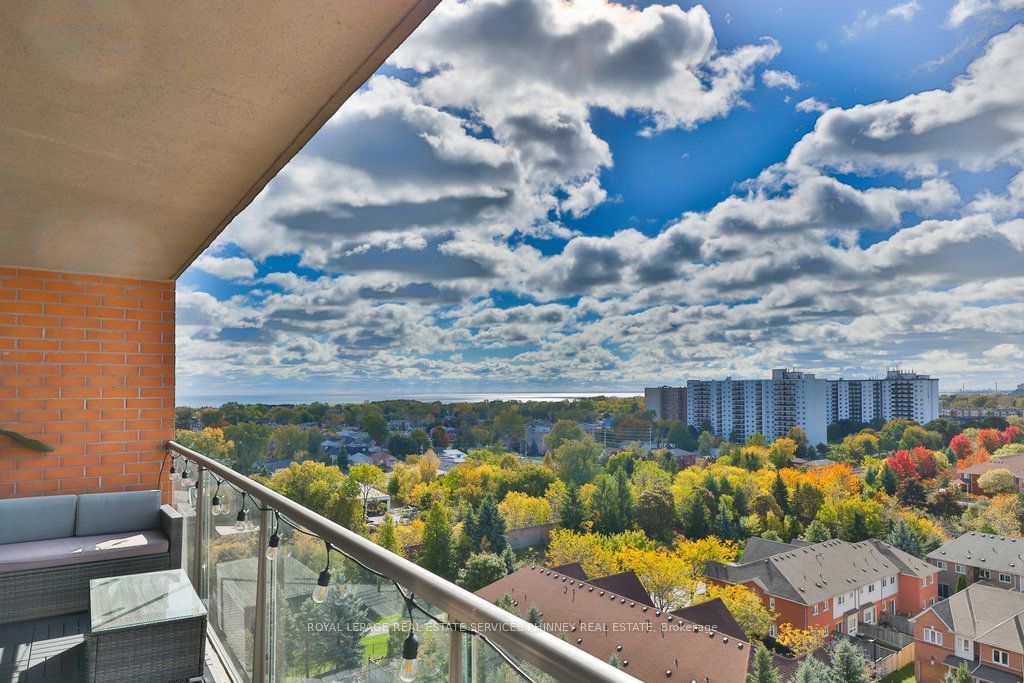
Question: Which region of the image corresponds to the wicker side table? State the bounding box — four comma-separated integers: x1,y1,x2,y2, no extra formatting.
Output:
86,568,208,683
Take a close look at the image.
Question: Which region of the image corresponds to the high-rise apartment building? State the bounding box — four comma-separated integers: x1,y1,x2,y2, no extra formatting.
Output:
826,370,939,426
644,386,687,422
685,369,828,446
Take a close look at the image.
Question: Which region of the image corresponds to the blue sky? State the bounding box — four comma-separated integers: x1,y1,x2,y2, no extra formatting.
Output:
177,0,1024,402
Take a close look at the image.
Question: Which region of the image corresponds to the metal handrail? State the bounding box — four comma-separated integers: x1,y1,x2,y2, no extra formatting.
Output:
169,440,638,683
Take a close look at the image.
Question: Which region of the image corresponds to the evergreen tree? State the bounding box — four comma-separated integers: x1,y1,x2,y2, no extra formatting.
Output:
526,604,543,626
783,515,803,543
793,655,829,683
475,493,508,554
494,593,517,615
772,473,790,515
683,496,710,539
955,574,967,593
802,519,831,543
880,464,898,495
864,466,877,487
718,477,733,496
1015,491,1024,534
827,638,868,683
608,654,621,668
715,498,736,540
888,519,920,557
943,663,971,683
636,486,676,542
502,545,516,574
703,472,720,499
842,511,870,542
559,482,587,532
747,644,781,683
463,506,481,549
421,502,456,580
458,552,508,591
733,487,749,516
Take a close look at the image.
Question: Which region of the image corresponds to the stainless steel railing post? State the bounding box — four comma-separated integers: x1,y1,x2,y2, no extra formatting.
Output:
254,505,270,682
193,465,205,597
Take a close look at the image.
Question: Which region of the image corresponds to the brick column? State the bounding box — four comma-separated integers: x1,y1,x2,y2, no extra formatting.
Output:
0,268,174,497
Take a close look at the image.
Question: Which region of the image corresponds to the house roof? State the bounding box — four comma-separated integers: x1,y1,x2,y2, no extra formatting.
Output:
587,571,655,608
961,454,1024,477
740,537,800,564
927,583,1024,654
476,565,752,682
706,537,937,606
671,600,747,642
927,531,1024,576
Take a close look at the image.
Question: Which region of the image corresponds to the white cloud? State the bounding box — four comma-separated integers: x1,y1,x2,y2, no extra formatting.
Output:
947,0,1024,27
789,25,1024,174
842,1,921,40
762,69,801,90
191,255,258,281
795,97,829,113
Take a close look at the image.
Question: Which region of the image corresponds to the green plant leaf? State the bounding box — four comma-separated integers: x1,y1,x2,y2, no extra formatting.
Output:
0,429,55,452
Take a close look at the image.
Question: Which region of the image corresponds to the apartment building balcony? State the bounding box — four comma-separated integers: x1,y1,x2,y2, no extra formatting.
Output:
0,3,635,681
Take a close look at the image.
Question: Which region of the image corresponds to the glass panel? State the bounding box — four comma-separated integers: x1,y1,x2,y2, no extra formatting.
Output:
90,568,206,632
470,635,555,683
266,520,458,681
204,480,264,683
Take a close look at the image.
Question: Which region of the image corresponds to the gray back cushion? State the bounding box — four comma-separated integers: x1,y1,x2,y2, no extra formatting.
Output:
75,490,161,536
0,495,78,545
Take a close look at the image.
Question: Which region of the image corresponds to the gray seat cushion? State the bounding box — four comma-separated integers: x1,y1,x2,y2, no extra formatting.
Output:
0,495,78,545
75,490,161,536
0,529,169,572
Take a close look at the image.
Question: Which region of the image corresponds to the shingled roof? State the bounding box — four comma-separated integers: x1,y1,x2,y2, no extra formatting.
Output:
928,531,1024,575
476,565,752,682
922,583,1024,653
706,537,938,605
961,453,1024,478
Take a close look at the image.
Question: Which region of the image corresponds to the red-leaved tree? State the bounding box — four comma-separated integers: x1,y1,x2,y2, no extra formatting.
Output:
949,434,974,461
1005,425,1024,445
887,449,919,480
978,428,1006,454
913,446,938,479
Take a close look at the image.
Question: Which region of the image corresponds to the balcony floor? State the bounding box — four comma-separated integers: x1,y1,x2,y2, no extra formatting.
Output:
0,613,227,683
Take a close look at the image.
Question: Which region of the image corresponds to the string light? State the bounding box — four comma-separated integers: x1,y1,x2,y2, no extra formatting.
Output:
312,541,332,603
234,492,251,532
211,480,226,517
179,466,191,488
168,459,179,483
399,594,420,682
265,511,283,560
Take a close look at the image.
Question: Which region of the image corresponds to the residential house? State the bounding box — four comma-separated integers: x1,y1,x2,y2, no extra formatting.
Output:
525,421,553,454
437,448,468,475
476,564,753,683
348,452,373,467
705,537,939,639
913,583,1024,683
370,450,397,472
666,448,697,469
959,454,1024,495
927,531,1024,598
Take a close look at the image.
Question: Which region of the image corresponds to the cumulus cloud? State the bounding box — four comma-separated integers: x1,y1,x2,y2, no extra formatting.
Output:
789,25,1024,174
947,0,1024,27
191,255,258,281
795,97,829,113
762,69,801,90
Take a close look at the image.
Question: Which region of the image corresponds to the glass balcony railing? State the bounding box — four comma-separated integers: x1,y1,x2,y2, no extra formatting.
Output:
169,441,635,683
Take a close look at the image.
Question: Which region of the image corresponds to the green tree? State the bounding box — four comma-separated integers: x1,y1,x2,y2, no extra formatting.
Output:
888,519,920,557
786,425,810,459
802,519,831,543
827,638,868,683
361,411,388,444
733,487,749,516
698,431,716,457
543,419,586,451
306,429,323,457
879,464,898,495
792,482,824,524
559,482,587,532
635,486,676,541
348,463,387,518
458,552,508,591
502,545,516,574
747,644,781,683
841,511,870,543
793,655,829,683
715,498,737,540
224,422,272,474
614,468,634,530
771,473,790,515
410,429,431,454
421,503,456,580
475,493,509,554
271,425,307,460
387,433,418,459
200,409,224,428
174,427,234,461
955,574,967,593
591,476,624,535
375,514,400,554
666,421,697,450
683,496,710,539
525,604,543,626
552,437,602,485
175,407,194,430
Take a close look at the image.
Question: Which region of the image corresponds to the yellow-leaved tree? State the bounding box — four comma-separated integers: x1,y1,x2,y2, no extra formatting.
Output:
776,623,826,656
497,491,552,529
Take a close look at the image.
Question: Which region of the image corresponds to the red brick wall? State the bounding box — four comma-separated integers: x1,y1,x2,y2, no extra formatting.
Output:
898,572,939,615
914,608,953,683
0,268,174,497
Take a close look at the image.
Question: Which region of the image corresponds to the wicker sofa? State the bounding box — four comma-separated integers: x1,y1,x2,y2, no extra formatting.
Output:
0,490,182,623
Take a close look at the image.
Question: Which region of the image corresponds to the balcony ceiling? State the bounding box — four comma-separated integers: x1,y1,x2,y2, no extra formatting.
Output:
0,0,438,280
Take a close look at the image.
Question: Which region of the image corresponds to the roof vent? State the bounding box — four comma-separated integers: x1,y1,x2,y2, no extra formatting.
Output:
622,660,629,667
630,602,635,608
600,591,605,596
665,670,672,678
738,642,744,650
616,645,622,651
722,637,729,644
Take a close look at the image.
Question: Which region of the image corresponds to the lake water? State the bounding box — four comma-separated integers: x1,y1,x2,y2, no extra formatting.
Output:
175,390,642,408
